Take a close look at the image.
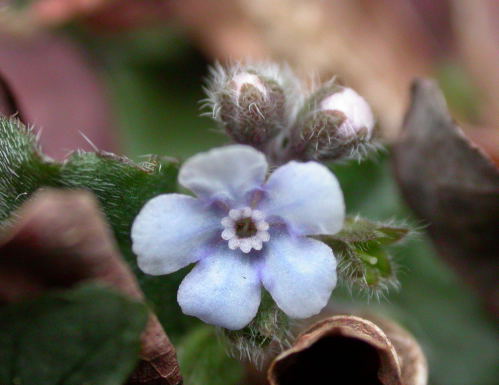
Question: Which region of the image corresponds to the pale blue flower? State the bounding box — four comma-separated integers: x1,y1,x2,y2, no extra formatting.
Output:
131,145,345,330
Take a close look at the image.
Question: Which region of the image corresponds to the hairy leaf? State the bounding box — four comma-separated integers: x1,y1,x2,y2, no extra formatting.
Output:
0,117,60,224
0,116,179,239
59,151,178,256
0,116,188,334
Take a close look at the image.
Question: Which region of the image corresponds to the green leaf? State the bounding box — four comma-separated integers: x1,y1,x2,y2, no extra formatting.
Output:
0,116,189,337
178,326,243,385
0,116,179,247
59,151,178,253
0,284,148,385
318,216,411,295
0,117,60,224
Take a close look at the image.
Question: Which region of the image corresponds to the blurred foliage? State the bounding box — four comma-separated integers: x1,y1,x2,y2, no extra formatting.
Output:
177,326,243,385
0,284,148,385
79,28,498,385
79,26,224,160
8,0,32,9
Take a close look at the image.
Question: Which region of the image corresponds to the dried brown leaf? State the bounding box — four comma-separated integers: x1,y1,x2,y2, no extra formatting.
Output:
362,314,428,385
393,78,499,316
267,315,404,385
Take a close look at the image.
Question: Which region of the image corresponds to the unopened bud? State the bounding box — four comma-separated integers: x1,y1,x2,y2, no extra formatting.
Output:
205,64,287,148
292,83,376,161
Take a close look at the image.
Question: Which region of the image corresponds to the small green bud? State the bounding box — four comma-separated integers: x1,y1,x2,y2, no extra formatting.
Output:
292,81,377,162
205,64,288,149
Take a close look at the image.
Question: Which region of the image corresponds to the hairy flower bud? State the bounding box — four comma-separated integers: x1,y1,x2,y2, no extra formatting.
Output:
292,82,376,161
205,64,288,149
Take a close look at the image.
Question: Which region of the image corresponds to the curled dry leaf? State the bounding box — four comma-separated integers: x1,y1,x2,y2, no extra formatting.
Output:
393,79,499,317
0,189,181,385
267,316,396,385
267,315,427,385
361,314,428,385
0,33,118,160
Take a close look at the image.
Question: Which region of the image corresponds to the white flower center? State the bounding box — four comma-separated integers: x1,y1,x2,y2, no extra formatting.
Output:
220,207,270,254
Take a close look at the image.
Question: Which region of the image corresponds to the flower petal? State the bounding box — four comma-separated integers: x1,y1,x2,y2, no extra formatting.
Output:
178,145,268,202
177,246,261,330
260,161,345,235
261,234,336,319
131,194,220,275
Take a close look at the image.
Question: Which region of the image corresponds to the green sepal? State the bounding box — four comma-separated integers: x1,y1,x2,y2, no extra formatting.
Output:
318,216,412,295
